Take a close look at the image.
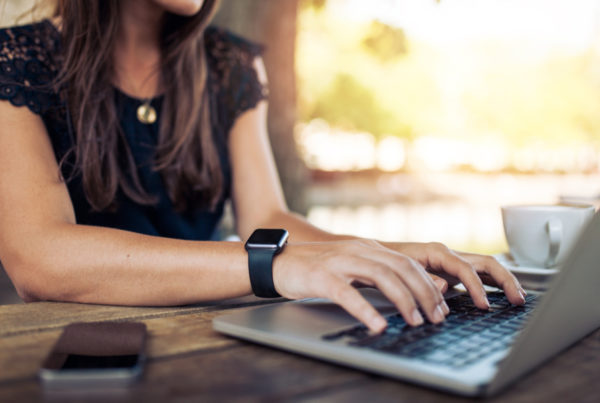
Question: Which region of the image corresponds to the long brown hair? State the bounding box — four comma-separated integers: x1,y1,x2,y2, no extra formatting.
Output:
55,0,222,212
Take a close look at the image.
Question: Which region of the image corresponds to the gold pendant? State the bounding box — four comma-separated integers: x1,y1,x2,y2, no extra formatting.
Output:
136,102,157,124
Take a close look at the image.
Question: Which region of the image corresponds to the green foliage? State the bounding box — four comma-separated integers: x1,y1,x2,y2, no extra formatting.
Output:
308,73,412,138
362,21,408,63
297,1,600,148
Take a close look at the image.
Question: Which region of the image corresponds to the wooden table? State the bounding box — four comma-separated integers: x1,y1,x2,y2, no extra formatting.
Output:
1,297,599,402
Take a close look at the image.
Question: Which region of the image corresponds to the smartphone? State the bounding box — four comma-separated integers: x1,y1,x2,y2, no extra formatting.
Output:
39,321,147,388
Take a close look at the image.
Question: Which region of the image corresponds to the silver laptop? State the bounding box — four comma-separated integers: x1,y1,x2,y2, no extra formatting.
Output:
213,212,600,396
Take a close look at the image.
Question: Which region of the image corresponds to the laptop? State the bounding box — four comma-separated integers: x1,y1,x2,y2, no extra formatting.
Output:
213,211,600,396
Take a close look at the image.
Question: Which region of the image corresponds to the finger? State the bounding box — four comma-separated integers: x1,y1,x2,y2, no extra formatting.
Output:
428,273,450,315
352,253,445,325
352,258,425,326
329,281,387,333
394,258,447,323
428,273,449,293
426,244,490,310
467,254,526,305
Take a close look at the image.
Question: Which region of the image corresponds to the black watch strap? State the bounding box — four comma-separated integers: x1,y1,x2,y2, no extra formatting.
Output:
248,248,281,298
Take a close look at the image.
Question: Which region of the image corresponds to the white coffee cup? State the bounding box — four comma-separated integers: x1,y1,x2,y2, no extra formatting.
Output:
501,204,595,268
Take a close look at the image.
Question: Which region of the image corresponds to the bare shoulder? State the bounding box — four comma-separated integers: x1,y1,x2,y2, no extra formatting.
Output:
0,101,53,158
0,100,75,224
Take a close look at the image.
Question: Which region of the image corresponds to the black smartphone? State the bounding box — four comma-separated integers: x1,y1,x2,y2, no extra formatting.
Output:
39,321,147,388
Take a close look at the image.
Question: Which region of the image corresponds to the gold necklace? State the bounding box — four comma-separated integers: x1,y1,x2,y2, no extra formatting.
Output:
118,66,159,125
136,99,157,125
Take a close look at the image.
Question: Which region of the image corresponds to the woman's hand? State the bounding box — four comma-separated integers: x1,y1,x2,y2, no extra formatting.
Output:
387,242,527,308
273,239,449,333
272,239,526,334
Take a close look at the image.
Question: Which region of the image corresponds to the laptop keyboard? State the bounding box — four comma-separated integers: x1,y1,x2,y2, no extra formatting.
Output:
322,292,538,368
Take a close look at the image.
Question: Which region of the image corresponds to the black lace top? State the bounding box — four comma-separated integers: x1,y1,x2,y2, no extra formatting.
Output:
0,20,267,240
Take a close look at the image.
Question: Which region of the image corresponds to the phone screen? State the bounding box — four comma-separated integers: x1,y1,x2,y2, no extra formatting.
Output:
57,354,141,370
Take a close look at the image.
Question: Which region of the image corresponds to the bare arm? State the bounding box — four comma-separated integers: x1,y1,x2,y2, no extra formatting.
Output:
0,102,251,305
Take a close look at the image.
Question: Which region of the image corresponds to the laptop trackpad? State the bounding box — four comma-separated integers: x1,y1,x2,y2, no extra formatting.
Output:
240,288,399,336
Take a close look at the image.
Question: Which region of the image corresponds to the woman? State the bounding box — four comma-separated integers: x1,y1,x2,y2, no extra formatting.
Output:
0,0,525,333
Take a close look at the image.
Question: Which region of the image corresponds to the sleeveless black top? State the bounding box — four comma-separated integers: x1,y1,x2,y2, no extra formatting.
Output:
0,20,266,240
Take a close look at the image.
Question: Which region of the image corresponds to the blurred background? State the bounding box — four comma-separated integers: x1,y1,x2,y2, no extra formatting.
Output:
216,0,600,254
1,0,600,302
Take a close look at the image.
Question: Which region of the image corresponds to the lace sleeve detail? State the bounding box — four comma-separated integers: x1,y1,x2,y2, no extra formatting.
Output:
0,21,61,115
205,27,268,134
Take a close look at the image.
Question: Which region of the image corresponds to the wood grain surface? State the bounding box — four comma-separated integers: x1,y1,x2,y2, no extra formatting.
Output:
0,299,599,403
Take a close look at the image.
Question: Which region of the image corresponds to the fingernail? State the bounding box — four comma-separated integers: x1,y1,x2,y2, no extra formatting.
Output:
442,301,450,315
411,309,424,326
433,305,445,323
484,296,490,309
519,290,526,302
520,287,527,296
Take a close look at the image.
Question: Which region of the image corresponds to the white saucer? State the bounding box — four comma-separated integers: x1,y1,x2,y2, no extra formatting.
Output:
493,253,558,291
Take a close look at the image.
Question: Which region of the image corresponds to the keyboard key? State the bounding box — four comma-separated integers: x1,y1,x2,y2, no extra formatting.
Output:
479,329,503,340
422,350,455,363
500,322,522,331
452,328,473,337
489,302,511,310
464,324,487,333
481,316,503,324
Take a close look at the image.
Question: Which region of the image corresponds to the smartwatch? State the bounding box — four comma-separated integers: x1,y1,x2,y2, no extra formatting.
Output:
245,228,289,298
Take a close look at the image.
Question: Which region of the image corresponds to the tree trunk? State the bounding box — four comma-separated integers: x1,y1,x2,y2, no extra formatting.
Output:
213,0,308,214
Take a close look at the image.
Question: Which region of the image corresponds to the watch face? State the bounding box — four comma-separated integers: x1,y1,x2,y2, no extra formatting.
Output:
245,229,289,250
